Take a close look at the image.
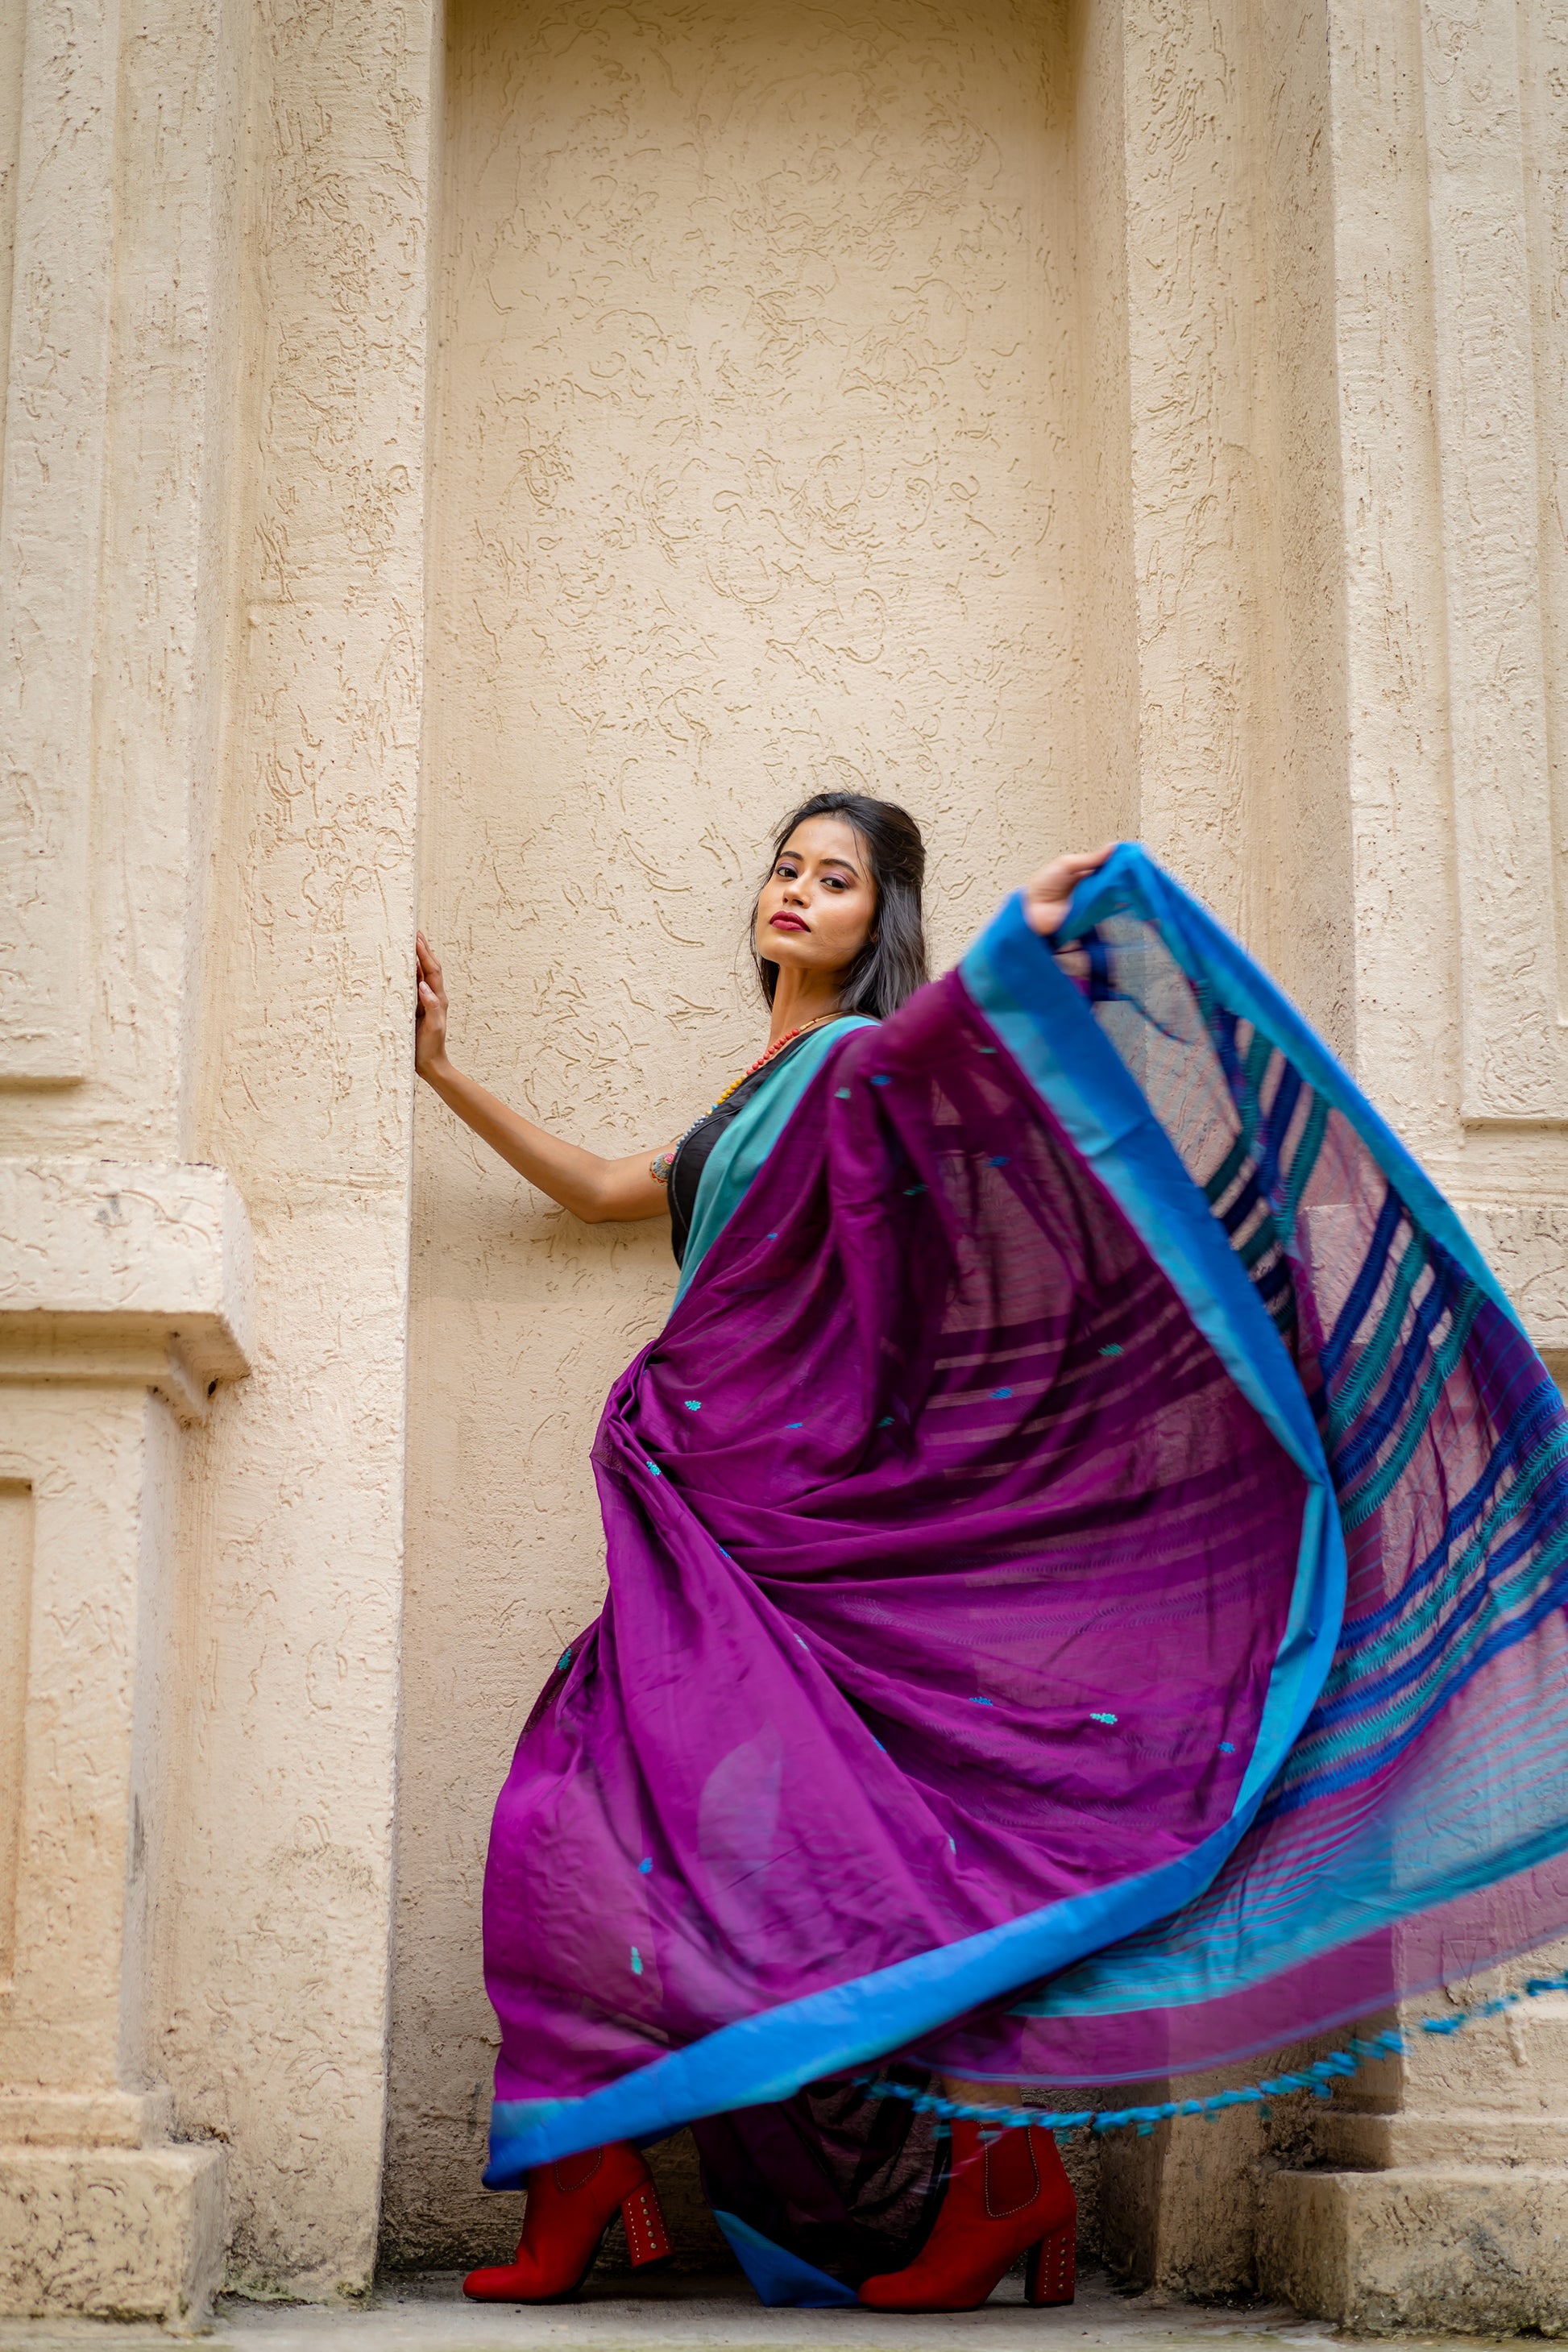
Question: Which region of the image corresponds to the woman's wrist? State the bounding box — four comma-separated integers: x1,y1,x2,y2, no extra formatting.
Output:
417,1050,459,1090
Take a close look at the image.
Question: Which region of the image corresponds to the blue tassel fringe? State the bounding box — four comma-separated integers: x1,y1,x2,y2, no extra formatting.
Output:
853,1971,1568,2138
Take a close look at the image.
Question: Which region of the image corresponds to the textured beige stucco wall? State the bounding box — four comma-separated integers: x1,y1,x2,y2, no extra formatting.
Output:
0,0,21,508
1323,0,1568,1283
385,0,1085,2262
1530,2,1568,1021
1072,0,1351,1052
1,0,223,1146
148,0,440,2299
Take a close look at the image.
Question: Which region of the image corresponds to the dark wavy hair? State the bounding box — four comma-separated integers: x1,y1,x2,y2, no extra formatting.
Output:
751,791,928,1022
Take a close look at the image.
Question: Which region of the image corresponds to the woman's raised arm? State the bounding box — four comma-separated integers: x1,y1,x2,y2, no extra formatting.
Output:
414,935,673,1225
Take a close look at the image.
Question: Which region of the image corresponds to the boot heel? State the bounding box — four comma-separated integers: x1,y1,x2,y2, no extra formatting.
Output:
620,2178,671,2268
1025,2221,1075,2307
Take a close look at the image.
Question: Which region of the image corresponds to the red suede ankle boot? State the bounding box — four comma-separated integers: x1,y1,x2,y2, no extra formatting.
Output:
463,2142,670,2302
857,2118,1076,2313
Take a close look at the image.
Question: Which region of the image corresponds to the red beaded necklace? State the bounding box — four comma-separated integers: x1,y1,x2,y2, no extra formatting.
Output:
705,1012,838,1116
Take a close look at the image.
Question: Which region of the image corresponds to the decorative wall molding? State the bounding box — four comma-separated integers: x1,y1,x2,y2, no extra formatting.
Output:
1454,1198,1568,1353
0,1162,253,1419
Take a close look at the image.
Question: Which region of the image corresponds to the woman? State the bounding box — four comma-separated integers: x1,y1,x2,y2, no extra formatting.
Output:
416,795,1568,2312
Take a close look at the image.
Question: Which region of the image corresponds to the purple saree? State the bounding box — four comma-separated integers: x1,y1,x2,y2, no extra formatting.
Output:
480,849,1568,2296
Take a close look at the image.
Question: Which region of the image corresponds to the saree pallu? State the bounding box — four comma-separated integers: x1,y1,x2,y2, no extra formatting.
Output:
482,847,1568,2257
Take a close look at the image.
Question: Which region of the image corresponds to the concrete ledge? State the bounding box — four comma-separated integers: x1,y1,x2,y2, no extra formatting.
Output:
1262,2165,1568,2335
0,1161,253,1346
0,1161,254,1416
0,2092,175,2151
0,2143,225,2325
1314,2109,1568,2168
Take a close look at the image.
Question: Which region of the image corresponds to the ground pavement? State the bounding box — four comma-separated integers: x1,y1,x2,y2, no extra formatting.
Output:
0,2268,1529,2352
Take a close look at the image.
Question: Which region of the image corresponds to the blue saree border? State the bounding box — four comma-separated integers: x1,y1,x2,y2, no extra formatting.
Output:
487,1808,1313,2182
998,845,1538,2025
485,873,1346,2185
1061,845,1520,1331
673,1015,877,1306
961,881,1344,1820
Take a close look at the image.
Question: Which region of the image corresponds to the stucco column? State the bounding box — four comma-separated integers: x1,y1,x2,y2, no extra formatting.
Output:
0,0,255,2312
1258,0,1568,2327
0,1168,252,2321
1076,0,1568,2315
1073,0,1354,1047
1,0,435,2309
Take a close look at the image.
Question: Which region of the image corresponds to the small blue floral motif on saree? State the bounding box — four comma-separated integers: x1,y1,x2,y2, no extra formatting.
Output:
836,1087,852,1099
630,1946,644,1976
905,1183,927,1197
992,1387,1012,1400
969,1695,994,1706
786,1421,803,1429
877,1415,894,1427
684,1399,701,1411
948,1835,957,1852
989,1154,1009,1167
645,1460,662,1475
557,1648,573,1673
1219,1740,1236,1754
1099,1343,1123,1357
767,1232,778,1239
977,1045,997,1054
871,1074,891,1085
638,1857,653,1873
1089,1711,1118,1725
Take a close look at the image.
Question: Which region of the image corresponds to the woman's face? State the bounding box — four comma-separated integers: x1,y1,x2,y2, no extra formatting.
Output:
755,816,877,993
